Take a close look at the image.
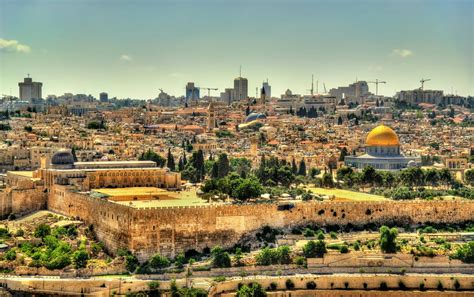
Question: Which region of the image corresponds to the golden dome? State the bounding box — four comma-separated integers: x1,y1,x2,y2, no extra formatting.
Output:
365,125,400,146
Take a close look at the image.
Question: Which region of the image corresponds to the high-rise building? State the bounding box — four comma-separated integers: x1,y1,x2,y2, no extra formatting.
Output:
185,82,200,104
99,92,109,102
220,88,235,105
18,76,42,101
233,77,248,101
262,81,271,99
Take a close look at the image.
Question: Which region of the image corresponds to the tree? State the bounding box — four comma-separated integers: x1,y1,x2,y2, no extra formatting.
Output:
217,153,230,178
322,172,334,188
149,253,170,269
291,158,298,175
425,169,439,187
139,149,166,167
338,147,348,162
72,250,89,268
232,177,262,201
166,148,175,171
298,159,306,176
211,246,231,268
178,156,184,171
362,166,377,186
35,224,51,238
337,116,343,125
452,241,474,263
211,162,219,179
438,168,453,188
466,169,474,186
71,147,78,162
234,247,243,266
303,240,327,258
379,226,398,253
236,283,267,297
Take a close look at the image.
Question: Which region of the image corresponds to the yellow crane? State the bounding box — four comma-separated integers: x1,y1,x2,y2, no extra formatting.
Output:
367,79,386,96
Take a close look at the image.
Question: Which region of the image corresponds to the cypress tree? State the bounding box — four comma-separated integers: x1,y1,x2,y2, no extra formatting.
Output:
217,153,230,178
211,162,219,179
292,158,298,175
167,148,175,171
298,159,306,176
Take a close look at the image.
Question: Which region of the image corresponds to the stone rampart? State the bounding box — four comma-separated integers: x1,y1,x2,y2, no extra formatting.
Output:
0,188,47,218
46,187,474,261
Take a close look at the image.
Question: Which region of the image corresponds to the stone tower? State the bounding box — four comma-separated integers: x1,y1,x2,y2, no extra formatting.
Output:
207,102,216,131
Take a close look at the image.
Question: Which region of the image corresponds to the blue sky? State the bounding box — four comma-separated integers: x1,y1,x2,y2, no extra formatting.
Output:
1,0,473,98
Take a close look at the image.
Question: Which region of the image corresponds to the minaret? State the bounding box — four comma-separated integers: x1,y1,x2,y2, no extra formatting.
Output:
207,102,216,132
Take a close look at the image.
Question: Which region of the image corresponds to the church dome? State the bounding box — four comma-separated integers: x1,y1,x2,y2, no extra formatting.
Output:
51,150,75,166
366,125,400,146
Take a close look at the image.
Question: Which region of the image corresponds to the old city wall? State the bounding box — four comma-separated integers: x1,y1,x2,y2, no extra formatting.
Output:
46,188,474,261
47,185,134,254
0,188,47,218
129,199,474,260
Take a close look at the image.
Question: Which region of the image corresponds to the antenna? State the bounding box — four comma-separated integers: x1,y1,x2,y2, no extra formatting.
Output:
239,65,242,77
27,73,30,78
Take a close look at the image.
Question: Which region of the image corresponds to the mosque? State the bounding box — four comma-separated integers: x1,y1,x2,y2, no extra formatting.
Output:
344,124,421,171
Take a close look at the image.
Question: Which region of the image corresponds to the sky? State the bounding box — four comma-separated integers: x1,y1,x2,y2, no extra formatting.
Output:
0,0,473,99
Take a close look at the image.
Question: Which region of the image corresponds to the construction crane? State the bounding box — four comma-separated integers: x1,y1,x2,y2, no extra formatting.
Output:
201,87,218,97
323,83,327,94
420,78,431,90
307,75,318,96
367,79,386,96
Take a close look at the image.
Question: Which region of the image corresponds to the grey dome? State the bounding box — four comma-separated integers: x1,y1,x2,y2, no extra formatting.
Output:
245,113,266,123
51,150,75,166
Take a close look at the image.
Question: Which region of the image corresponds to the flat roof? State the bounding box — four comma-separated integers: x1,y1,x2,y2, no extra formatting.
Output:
74,160,156,166
93,187,170,197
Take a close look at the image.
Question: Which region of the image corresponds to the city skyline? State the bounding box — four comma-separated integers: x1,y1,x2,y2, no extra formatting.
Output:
1,0,473,98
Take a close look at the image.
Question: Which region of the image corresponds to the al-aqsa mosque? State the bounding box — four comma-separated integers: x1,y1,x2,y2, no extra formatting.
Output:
344,124,421,171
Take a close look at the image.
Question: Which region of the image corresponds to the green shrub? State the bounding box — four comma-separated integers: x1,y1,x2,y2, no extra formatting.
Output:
419,282,425,291
211,246,231,268
436,280,444,291
303,240,326,258
269,282,277,291
34,224,51,238
306,281,316,289
72,250,89,268
285,279,295,290
148,281,160,290
452,241,474,263
340,246,349,253
149,253,170,269
398,280,406,290
379,281,388,290
213,276,226,282
454,279,461,290
5,249,16,261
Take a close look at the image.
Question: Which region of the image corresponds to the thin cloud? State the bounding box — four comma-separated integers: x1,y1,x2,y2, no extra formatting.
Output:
120,54,132,61
0,39,31,53
391,49,413,58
